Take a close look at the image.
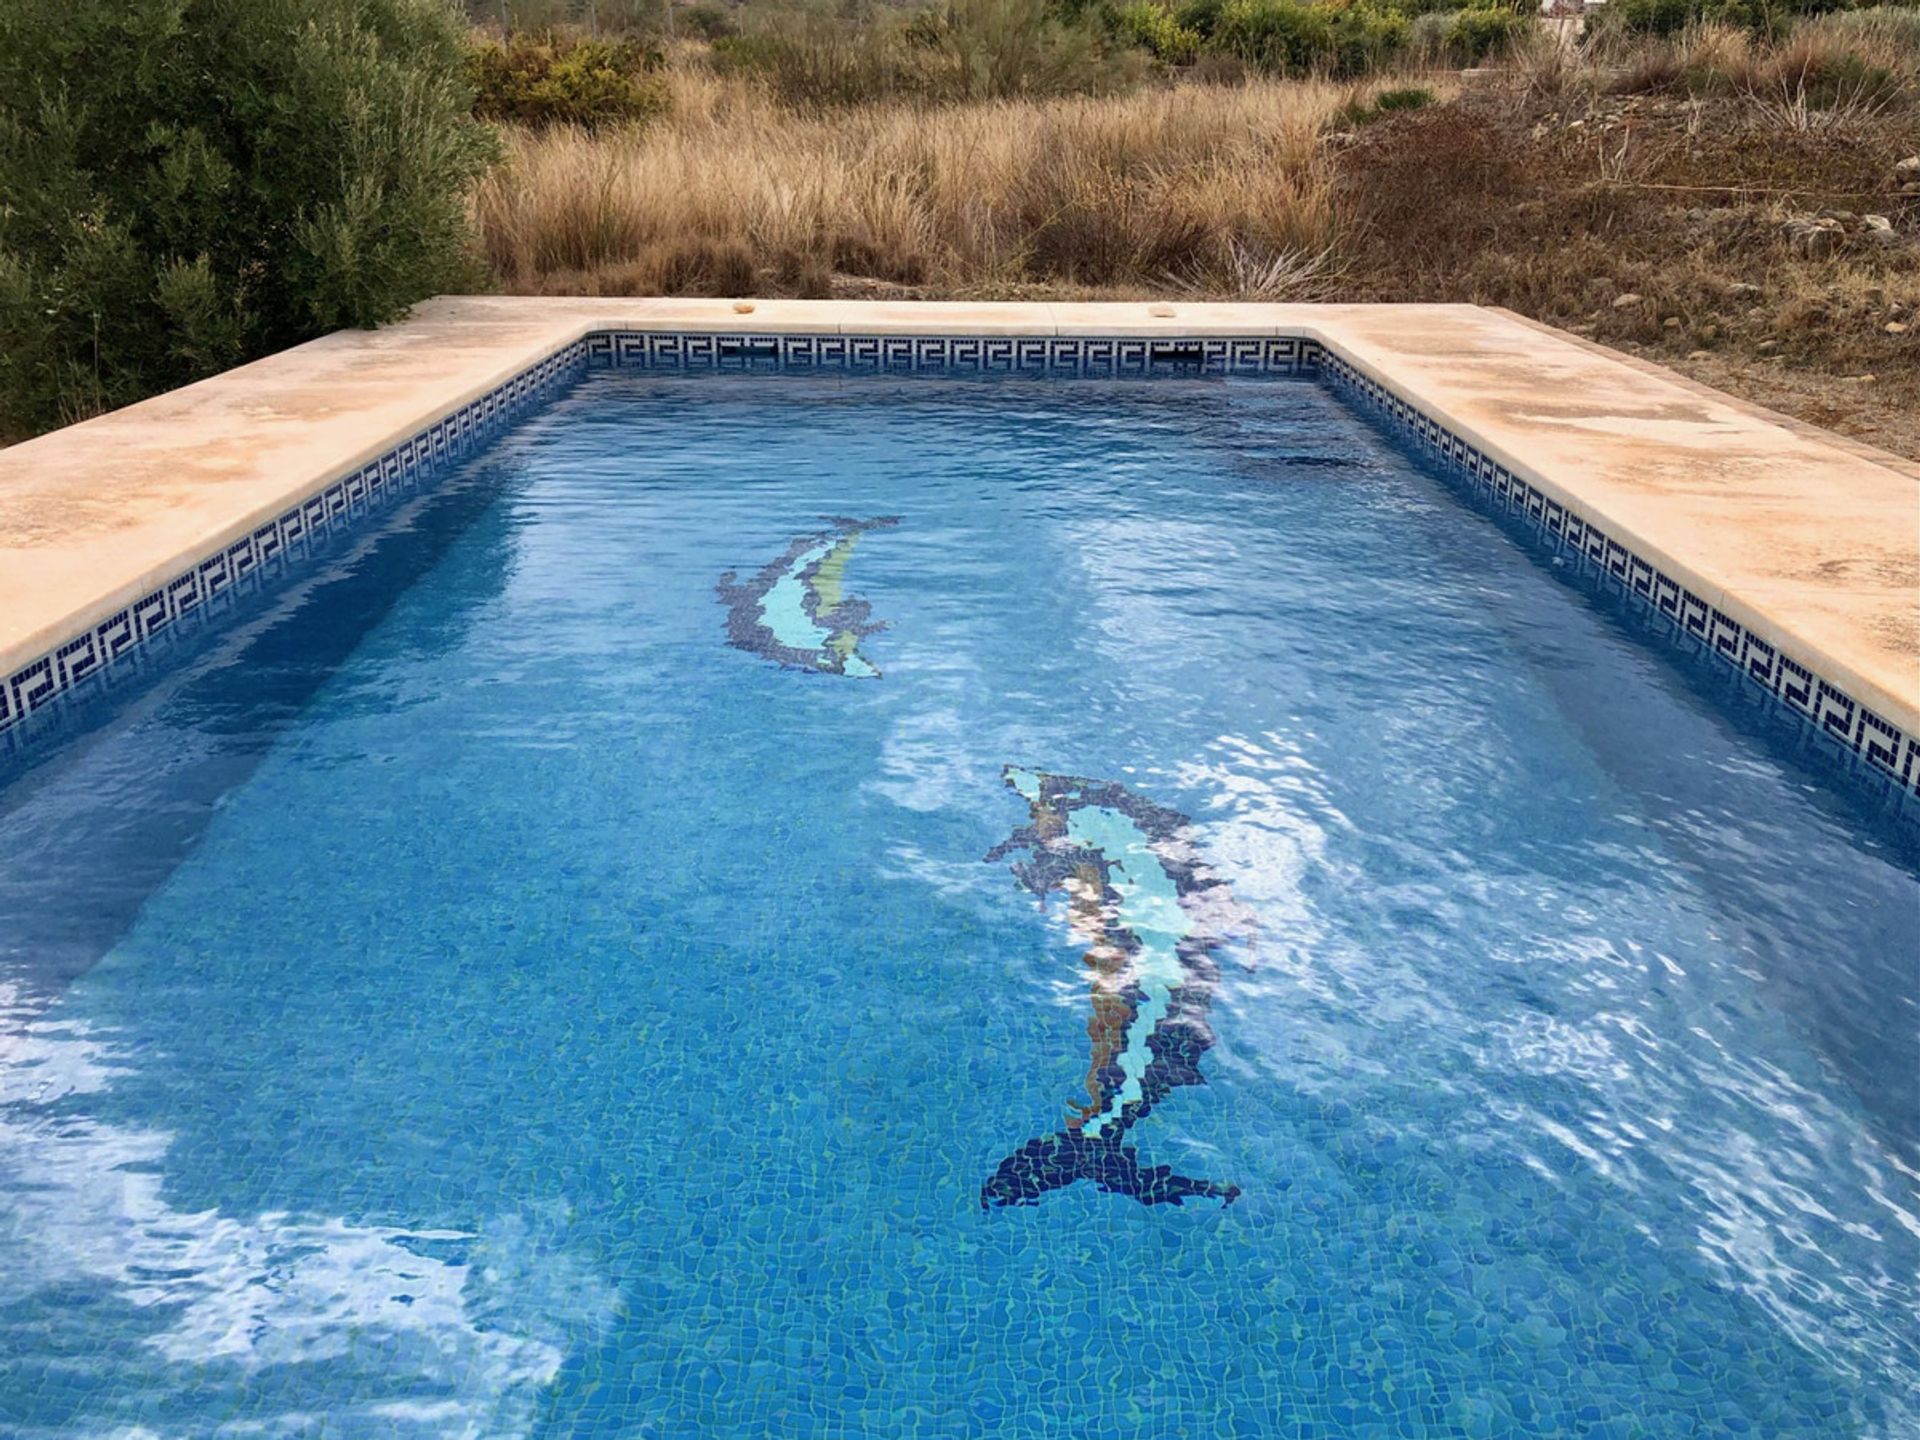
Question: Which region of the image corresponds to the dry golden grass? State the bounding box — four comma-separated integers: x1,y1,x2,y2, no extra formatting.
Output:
472,69,1398,297
468,29,1919,453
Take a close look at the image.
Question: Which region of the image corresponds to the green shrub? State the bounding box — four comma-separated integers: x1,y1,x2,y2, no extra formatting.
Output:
1445,4,1526,59
1213,0,1409,74
1214,0,1330,68
595,0,671,28
1604,0,1709,34
1331,8,1411,72
1110,0,1204,58
1376,0,1483,15
715,9,923,104
463,0,666,30
720,0,1137,104
915,0,1142,98
1600,0,1873,35
1174,0,1231,36
1338,82,1433,123
680,1,741,38
468,33,666,126
0,0,495,438
1406,8,1453,53
1376,82,1437,106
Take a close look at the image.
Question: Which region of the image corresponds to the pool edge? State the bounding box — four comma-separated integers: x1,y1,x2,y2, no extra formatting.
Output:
2,299,1914,807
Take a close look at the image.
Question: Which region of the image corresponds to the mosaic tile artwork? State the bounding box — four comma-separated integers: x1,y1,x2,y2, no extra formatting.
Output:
718,516,900,678
981,767,1252,1208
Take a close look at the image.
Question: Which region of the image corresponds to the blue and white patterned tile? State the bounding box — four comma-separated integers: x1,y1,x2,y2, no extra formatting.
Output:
1318,349,1920,802
5,331,1913,811
1,338,591,750
584,332,1313,376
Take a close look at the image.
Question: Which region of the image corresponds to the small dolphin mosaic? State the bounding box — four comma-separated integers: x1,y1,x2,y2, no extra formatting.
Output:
983,767,1253,1209
718,516,899,678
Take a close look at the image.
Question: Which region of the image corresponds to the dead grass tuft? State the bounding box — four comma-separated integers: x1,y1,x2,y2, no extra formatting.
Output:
1605,10,1920,125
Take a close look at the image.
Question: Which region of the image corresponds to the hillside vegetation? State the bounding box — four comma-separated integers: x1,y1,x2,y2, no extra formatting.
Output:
0,0,1913,452
467,0,1920,454
0,0,494,437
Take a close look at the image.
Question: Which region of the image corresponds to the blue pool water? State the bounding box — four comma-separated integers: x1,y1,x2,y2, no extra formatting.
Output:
2,370,1917,1437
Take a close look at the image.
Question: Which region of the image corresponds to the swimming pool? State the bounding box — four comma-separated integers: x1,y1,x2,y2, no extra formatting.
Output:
2,363,1916,1436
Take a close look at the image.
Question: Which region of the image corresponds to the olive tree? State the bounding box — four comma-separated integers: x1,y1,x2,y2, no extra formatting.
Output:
0,0,497,436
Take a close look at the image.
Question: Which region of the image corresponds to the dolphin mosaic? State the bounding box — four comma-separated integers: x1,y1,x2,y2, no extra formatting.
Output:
718,516,900,677
982,766,1251,1209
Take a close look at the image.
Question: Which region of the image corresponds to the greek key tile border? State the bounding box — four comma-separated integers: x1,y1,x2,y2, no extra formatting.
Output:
6,329,1914,814
1317,349,1919,804
1,331,1316,756
584,332,1315,376
0,339,590,753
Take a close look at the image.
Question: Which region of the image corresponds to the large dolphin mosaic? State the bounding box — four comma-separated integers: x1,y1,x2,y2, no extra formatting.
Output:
718,516,899,677
982,766,1251,1209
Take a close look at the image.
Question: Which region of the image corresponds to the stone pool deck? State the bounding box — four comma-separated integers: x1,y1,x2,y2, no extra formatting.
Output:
1,297,1915,751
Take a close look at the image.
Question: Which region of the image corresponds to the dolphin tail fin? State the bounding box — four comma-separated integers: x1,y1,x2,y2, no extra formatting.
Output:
981,1130,1239,1209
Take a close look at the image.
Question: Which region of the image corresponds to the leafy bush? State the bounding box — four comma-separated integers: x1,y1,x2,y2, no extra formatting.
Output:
468,33,667,126
719,0,1137,104
1446,4,1527,59
1378,0,1516,15
1322,7,1412,72
1174,0,1231,36
463,0,666,30
680,1,741,38
1214,0,1327,68
0,0,495,438
1110,0,1204,59
714,9,925,104
1213,0,1410,74
1599,0,1875,35
1604,0,1712,34
912,0,1143,98
1406,8,1454,54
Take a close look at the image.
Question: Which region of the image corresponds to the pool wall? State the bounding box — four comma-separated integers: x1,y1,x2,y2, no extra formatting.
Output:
2,300,1914,808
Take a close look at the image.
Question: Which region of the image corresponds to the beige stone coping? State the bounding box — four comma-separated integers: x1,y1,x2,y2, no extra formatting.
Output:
1,297,1914,745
